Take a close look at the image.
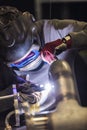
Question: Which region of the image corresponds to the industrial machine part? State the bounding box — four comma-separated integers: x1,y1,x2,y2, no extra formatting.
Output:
49,60,87,130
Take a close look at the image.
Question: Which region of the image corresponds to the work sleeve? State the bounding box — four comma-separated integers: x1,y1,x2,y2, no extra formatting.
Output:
0,61,25,91
50,19,87,49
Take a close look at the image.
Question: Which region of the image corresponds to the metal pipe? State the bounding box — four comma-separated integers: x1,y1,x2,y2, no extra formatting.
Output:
5,111,14,130
49,60,78,102
48,60,87,130
0,94,15,100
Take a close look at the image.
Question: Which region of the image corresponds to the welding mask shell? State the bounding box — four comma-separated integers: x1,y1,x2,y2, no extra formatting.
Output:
0,6,42,71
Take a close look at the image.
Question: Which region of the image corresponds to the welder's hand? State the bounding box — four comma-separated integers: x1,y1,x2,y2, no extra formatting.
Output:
41,51,57,64
41,39,62,64
40,35,72,64
18,82,44,104
41,39,63,55
19,91,42,104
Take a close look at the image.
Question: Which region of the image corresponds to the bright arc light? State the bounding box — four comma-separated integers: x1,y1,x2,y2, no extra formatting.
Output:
44,83,53,93
39,82,54,105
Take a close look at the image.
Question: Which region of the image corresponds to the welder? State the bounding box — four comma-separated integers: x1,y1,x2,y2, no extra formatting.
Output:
0,5,87,109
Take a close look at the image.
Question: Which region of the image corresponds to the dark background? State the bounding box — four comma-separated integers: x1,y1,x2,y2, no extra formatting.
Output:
41,2,87,22
0,0,35,15
0,0,87,21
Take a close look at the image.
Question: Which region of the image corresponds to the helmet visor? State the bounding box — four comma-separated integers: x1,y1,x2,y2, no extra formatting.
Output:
9,50,40,69
8,44,42,71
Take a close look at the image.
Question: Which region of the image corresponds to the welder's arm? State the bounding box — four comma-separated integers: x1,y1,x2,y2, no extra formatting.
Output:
41,19,87,64
0,61,25,91
50,19,87,49
18,82,44,104
54,19,87,49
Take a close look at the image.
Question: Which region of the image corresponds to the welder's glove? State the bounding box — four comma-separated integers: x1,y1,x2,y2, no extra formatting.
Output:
41,35,72,64
54,35,72,55
18,82,44,104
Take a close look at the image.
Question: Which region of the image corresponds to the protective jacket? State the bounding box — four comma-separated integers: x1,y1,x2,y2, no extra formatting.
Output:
0,19,87,112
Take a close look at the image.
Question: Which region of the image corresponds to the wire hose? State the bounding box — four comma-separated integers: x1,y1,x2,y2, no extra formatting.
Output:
5,111,15,130
0,94,15,100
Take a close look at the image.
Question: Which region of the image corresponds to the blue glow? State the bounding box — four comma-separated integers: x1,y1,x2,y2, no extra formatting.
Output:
10,50,40,68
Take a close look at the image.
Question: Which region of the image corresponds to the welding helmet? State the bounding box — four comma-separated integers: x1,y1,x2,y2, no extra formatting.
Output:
0,6,42,71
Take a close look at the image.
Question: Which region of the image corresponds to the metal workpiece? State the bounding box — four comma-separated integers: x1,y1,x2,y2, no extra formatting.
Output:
49,60,87,130
50,99,87,130
25,114,51,130
49,60,78,101
21,101,52,130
